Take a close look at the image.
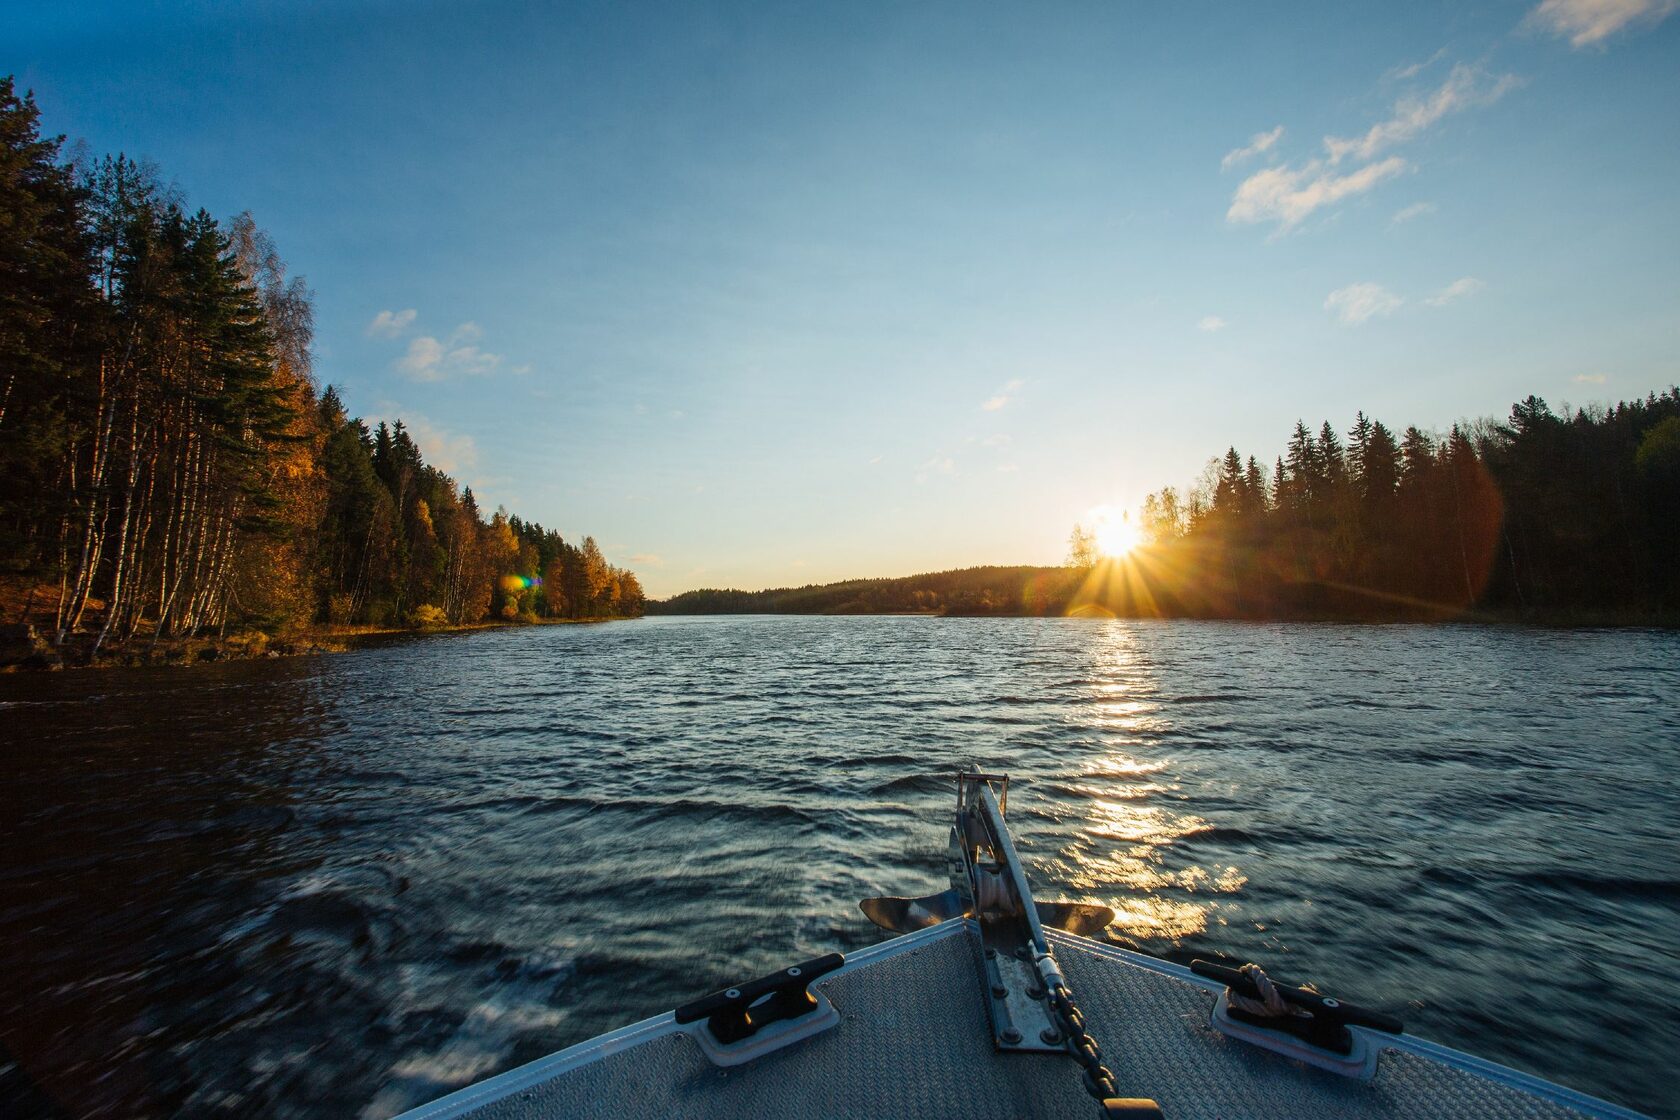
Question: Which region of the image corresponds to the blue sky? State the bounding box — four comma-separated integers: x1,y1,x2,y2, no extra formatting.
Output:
8,0,1678,596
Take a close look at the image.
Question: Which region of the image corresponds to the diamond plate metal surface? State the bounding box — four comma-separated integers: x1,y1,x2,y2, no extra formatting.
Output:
453,927,1604,1120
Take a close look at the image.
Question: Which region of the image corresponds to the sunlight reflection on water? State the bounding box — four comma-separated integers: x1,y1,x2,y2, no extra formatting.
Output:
1058,625,1233,940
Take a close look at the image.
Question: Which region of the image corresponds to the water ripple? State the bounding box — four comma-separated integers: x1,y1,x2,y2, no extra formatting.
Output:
0,617,1677,1117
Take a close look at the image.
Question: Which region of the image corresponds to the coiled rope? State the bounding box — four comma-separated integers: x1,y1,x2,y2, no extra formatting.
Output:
1226,962,1314,1019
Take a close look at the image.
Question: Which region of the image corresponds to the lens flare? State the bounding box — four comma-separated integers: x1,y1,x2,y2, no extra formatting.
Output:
1089,505,1148,558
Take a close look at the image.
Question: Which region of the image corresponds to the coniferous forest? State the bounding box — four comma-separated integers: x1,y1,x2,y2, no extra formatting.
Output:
0,79,641,665
6,75,1677,654
659,394,1680,622
1118,395,1680,620
661,389,1680,621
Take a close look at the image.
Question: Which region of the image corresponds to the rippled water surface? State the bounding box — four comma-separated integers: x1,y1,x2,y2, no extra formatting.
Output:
3,618,1679,1118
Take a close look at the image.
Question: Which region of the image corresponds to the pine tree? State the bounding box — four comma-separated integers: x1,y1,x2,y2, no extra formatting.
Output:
1213,447,1245,518
1243,457,1267,517
0,78,94,568
1347,411,1373,495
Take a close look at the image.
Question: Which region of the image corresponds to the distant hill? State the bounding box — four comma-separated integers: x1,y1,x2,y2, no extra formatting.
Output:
646,559,1425,620
655,386,1680,626
648,565,1086,616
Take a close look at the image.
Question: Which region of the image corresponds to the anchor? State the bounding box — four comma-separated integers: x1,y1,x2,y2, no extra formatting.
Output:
861,772,1116,945
860,772,1162,1117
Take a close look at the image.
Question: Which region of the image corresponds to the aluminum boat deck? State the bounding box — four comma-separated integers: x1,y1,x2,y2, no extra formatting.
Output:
394,917,1643,1120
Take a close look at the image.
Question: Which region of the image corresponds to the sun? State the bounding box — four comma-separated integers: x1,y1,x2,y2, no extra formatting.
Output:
1090,507,1147,558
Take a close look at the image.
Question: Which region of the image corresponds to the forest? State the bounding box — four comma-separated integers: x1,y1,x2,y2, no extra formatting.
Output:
658,389,1680,622
1115,393,1680,620
0,79,640,665
652,567,1086,616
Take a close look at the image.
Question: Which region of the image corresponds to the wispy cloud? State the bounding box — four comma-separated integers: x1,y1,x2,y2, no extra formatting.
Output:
1227,63,1516,232
1387,48,1448,82
1526,0,1678,46
981,378,1024,411
1391,201,1438,225
395,337,444,380
1197,315,1229,332
1424,276,1485,306
402,414,479,475
1220,125,1284,171
1574,371,1610,384
394,322,502,382
1325,282,1403,325
1323,64,1519,165
1228,157,1407,229
366,308,416,338
628,553,663,565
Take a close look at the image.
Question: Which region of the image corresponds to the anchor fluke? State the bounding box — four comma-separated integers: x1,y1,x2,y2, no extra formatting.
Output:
860,892,1115,936
1034,900,1117,937
859,889,967,933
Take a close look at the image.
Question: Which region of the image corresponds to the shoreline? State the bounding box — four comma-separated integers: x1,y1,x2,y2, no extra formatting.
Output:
0,615,633,674
7,607,1671,674
649,606,1680,628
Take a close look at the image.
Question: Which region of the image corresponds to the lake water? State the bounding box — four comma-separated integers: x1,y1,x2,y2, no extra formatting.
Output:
2,617,1678,1118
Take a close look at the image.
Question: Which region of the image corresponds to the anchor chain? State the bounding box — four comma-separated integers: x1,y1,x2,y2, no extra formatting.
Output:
1039,953,1163,1119
1048,980,1119,1101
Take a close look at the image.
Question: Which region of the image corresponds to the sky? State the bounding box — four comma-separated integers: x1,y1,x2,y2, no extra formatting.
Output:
6,0,1678,597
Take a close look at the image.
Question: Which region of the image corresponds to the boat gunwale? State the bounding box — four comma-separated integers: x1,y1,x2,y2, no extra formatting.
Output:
391,919,1650,1120
1043,928,1650,1120
389,920,967,1120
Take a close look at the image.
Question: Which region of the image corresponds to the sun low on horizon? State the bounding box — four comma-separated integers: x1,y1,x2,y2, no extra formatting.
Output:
1089,506,1149,559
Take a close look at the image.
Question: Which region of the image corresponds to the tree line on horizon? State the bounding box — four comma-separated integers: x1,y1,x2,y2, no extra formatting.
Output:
1105,394,1680,619
0,78,641,656
648,565,1088,616
657,390,1679,621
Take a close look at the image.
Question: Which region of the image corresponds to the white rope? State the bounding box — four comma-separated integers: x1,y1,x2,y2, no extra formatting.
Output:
1226,962,1304,1019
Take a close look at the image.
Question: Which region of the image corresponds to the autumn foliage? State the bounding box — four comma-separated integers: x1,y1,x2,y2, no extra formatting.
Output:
0,78,640,654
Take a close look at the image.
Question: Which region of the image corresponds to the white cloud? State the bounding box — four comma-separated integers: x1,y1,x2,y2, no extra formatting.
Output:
396,337,445,381
403,415,479,475
1574,372,1609,384
1391,201,1438,225
1387,48,1448,82
981,378,1025,411
1526,0,1678,46
1228,64,1516,232
628,553,663,565
1325,282,1404,325
366,309,416,338
393,322,503,381
1197,315,1228,332
443,344,500,376
1228,156,1408,228
1324,64,1519,165
1424,276,1485,306
1220,126,1285,171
